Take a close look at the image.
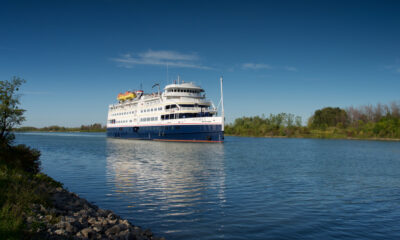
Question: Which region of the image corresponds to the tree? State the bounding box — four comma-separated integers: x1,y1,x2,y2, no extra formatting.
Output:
0,77,26,146
311,107,348,129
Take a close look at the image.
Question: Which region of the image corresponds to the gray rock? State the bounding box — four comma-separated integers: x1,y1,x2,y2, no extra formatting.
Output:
54,229,66,235
55,221,67,229
100,218,109,227
80,227,95,239
105,225,121,236
118,229,131,239
108,218,118,225
40,204,47,213
78,216,87,222
92,223,103,232
86,206,95,214
45,215,53,222
118,223,128,231
107,212,116,219
26,216,34,223
65,222,78,233
88,217,97,225
119,219,130,226
97,209,111,217
64,216,76,223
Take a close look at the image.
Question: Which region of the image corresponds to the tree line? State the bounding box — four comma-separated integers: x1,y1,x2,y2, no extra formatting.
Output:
15,123,106,132
226,101,400,139
225,113,309,137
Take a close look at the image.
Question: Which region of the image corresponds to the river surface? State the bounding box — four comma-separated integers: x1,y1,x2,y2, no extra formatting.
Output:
15,132,400,240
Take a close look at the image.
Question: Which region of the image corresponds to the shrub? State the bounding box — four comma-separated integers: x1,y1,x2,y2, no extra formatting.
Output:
0,144,41,174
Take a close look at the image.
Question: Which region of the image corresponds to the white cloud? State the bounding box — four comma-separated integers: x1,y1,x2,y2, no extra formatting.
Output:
139,49,198,61
111,50,213,70
242,63,298,72
242,63,273,70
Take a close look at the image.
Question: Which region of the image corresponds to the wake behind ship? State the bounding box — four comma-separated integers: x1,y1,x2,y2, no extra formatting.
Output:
106,77,225,142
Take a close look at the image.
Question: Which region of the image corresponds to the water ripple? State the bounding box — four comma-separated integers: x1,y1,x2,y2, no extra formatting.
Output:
15,133,400,240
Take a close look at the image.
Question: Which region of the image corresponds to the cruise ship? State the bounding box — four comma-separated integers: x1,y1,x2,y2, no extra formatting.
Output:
106,77,224,142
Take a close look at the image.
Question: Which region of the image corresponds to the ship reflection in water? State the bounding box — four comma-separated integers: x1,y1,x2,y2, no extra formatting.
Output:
105,139,226,237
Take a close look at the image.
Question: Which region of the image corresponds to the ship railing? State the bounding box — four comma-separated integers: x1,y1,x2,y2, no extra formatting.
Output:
164,92,202,97
164,107,217,112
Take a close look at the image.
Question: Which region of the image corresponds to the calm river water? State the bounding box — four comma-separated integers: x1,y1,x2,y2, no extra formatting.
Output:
15,132,400,240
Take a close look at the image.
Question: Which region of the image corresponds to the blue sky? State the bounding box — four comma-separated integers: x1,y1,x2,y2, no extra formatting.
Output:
1,0,400,127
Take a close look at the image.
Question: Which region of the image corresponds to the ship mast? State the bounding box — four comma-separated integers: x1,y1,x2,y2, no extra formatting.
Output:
220,76,224,131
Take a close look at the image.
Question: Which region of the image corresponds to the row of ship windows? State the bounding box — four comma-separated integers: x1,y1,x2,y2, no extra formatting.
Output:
111,107,163,116
110,117,159,124
166,89,199,93
140,117,159,122
115,120,133,124
112,111,137,116
141,107,163,113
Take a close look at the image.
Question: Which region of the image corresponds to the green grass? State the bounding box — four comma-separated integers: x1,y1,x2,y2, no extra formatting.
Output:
0,163,62,240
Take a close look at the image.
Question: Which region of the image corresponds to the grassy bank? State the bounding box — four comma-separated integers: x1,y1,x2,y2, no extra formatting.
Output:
0,145,62,239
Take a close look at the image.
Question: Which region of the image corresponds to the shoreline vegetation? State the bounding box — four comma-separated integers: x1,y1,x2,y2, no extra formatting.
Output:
1,77,162,239
225,102,400,141
15,123,106,133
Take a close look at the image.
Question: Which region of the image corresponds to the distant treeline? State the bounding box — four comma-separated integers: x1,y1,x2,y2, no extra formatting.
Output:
226,101,400,140
15,123,106,132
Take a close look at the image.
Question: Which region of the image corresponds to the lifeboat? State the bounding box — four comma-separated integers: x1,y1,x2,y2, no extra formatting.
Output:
117,91,136,101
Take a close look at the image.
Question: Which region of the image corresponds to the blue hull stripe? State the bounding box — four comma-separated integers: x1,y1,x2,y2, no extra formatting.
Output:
107,124,224,142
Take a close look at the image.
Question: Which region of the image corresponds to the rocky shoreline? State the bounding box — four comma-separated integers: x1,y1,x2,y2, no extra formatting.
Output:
26,185,164,240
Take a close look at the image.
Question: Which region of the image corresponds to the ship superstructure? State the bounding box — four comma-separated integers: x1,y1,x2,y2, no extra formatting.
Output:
106,77,224,142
